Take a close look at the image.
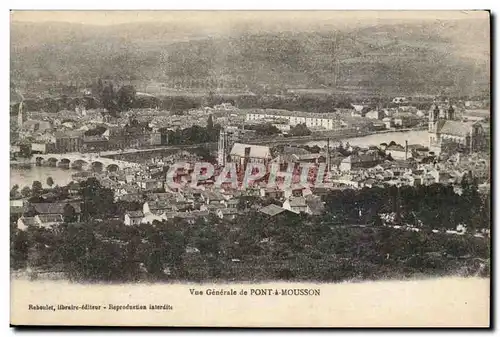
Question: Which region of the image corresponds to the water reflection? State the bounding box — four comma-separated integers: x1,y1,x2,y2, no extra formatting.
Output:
10,166,77,188
306,130,428,148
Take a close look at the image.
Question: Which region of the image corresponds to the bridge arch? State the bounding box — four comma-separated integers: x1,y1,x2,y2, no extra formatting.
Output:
106,163,120,173
35,157,45,166
58,158,71,168
71,159,89,170
47,157,58,167
91,161,104,172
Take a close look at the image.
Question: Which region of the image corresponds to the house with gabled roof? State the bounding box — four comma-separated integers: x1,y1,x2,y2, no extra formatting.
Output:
124,210,144,226
283,196,309,214
339,153,380,172
259,204,288,217
216,208,239,220
201,190,226,205
230,143,272,166
143,200,176,216
31,202,83,221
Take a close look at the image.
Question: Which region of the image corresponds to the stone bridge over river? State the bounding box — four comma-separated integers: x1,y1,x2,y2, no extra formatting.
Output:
32,153,142,172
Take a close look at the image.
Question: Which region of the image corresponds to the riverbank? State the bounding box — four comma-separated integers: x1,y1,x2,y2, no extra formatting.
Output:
10,277,490,327
250,126,428,146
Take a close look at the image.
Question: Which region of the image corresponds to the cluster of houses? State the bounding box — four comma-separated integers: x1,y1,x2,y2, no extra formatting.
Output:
11,130,490,232
11,178,325,231
14,104,237,156
244,104,427,135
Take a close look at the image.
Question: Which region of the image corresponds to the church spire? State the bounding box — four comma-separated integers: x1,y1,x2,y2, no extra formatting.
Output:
433,104,440,121
17,101,24,129
429,104,438,132
447,105,455,120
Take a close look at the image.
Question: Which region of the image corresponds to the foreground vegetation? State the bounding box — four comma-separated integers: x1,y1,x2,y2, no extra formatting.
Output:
10,176,490,283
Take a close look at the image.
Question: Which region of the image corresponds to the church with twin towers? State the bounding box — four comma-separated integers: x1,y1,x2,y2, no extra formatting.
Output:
428,103,485,155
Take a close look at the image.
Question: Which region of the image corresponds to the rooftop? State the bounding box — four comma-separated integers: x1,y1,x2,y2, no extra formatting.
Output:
436,120,477,137
246,108,338,119
230,143,271,159
36,214,64,223
288,196,307,207
32,202,82,214
126,210,144,218
19,217,36,226
259,204,287,217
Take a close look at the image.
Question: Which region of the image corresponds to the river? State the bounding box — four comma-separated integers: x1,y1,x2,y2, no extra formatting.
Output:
10,166,77,189
10,130,429,189
306,130,429,148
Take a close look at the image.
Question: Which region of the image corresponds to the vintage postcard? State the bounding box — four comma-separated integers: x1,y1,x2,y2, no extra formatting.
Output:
9,10,490,327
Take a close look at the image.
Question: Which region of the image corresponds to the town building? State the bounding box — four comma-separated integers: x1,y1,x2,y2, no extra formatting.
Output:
246,109,343,130
54,130,84,153
124,211,144,226
386,142,411,160
283,196,309,214
259,204,289,217
17,216,36,231
339,153,380,172
34,214,64,228
428,104,485,155
31,202,83,221
230,143,272,166
282,195,325,215
365,110,386,120
392,112,422,128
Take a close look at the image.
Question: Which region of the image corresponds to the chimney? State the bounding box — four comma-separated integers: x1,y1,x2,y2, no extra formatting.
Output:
326,138,331,171
243,146,251,171
448,105,455,120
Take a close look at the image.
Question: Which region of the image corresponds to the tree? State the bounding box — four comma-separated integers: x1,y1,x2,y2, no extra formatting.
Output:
20,186,31,198
32,181,43,197
19,145,32,158
10,184,19,198
249,123,281,136
237,196,260,210
117,85,137,112
93,78,104,98
46,177,54,188
102,82,118,116
207,114,214,130
79,178,115,218
24,204,38,217
63,204,77,223
289,123,312,137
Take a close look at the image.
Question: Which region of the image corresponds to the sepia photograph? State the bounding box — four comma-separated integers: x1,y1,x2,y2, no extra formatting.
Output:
9,10,491,327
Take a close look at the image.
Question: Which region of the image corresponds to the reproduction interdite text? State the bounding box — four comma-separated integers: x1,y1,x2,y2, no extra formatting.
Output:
28,304,174,312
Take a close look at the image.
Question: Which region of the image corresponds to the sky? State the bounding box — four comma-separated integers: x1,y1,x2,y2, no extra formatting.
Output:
10,10,488,26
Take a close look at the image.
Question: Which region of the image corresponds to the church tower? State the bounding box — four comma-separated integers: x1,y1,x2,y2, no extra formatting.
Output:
428,104,440,152
217,128,228,166
17,101,24,129
428,104,439,132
